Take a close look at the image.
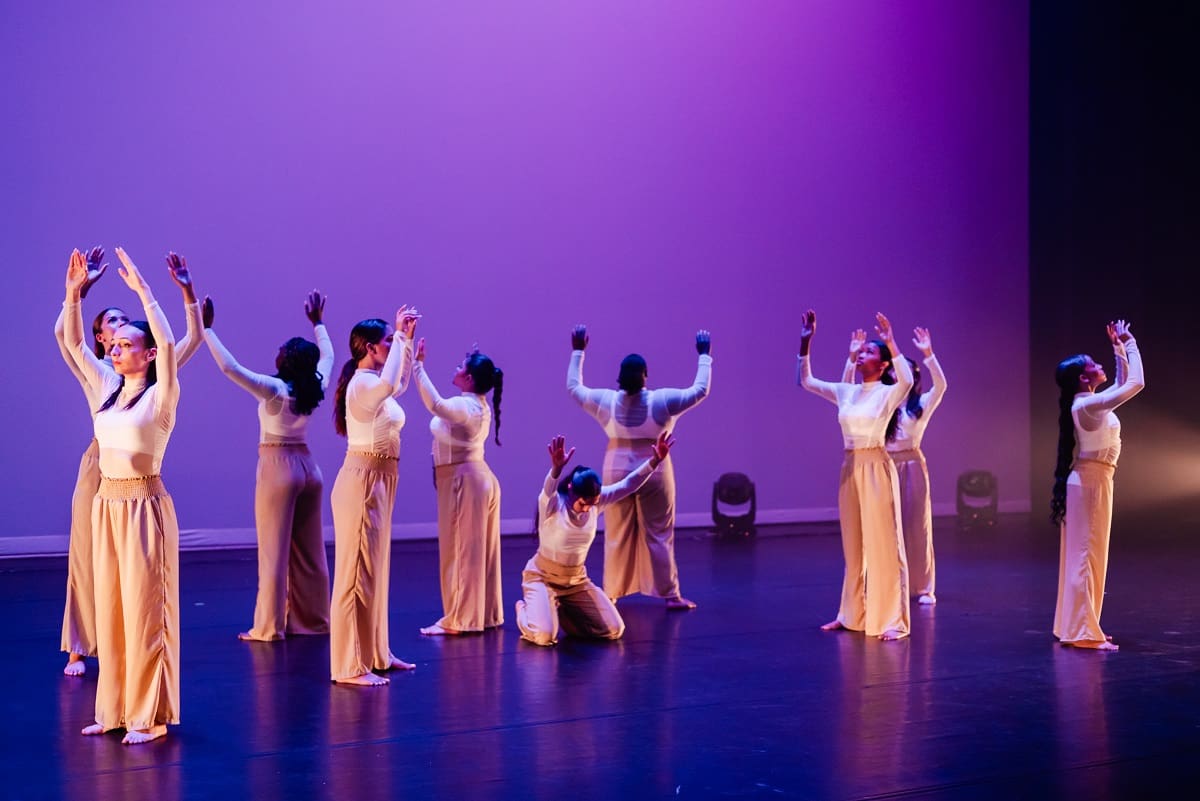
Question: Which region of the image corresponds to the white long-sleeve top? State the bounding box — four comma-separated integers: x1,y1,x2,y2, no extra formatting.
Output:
567,350,712,439
412,361,491,465
62,299,179,478
204,324,335,444
537,459,657,566
55,301,202,415
345,332,413,456
838,354,948,452
798,351,914,449
1073,339,1144,465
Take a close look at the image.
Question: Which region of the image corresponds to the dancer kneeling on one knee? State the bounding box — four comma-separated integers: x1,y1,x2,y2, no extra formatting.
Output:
515,432,675,646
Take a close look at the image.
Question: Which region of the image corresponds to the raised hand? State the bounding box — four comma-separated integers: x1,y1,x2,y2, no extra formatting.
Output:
651,431,677,464
848,328,866,359
1110,319,1133,343
114,247,150,294
800,309,817,342
396,305,421,338
79,246,109,299
165,252,191,289
547,435,576,474
695,329,711,355
304,289,326,326
874,312,895,345
571,324,589,351
65,249,88,296
912,326,933,357
202,296,215,329
415,338,427,362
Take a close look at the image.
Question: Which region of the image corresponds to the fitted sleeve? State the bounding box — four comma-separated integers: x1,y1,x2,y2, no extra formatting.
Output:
797,355,840,405
315,324,335,391
204,328,285,401
62,301,116,396
566,350,610,421
352,332,412,412
1112,342,1128,387
144,299,179,413
174,301,204,368
413,361,473,423
657,354,713,417
1076,339,1145,419
841,358,856,384
54,306,94,394
918,354,948,417
885,350,914,410
598,459,657,508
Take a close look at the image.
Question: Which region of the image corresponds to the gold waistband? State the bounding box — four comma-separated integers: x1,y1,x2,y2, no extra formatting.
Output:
607,437,657,449
259,442,310,451
348,450,398,461
98,474,167,500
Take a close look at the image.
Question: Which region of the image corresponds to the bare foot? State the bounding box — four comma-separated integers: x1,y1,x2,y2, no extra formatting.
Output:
1067,639,1118,651
419,624,460,636
665,597,697,611
64,654,86,677
878,629,909,641
81,723,111,736
917,593,937,605
387,657,416,671
820,619,847,631
238,631,281,642
122,725,167,745
334,672,389,686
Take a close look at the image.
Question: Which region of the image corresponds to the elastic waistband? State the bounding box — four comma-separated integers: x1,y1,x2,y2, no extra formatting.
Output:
98,474,167,500
1073,457,1116,471
259,442,310,452
842,447,889,465
344,451,399,475
607,437,657,450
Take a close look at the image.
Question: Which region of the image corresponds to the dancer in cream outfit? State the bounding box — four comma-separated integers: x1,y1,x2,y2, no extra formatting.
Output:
566,325,711,609
412,340,504,636
329,309,420,685
798,310,913,641
1051,320,1144,651
203,290,334,641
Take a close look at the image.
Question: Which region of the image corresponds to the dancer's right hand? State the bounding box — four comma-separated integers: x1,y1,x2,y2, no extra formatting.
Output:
847,328,866,359
547,435,575,473
799,309,817,342
304,290,326,326
571,325,589,351
202,296,215,329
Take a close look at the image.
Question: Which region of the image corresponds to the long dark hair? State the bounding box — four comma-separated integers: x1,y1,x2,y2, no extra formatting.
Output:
1050,355,1088,525
333,318,388,436
558,465,602,499
863,339,901,441
91,307,125,359
887,356,922,443
465,351,504,445
617,354,647,394
97,321,156,412
276,337,324,416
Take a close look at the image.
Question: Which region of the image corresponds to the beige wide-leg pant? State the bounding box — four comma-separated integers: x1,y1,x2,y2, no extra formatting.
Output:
891,449,935,598
246,443,330,641
602,440,681,600
91,475,180,731
433,460,502,632
330,452,400,680
516,553,625,646
834,448,910,637
1053,460,1115,643
62,438,100,656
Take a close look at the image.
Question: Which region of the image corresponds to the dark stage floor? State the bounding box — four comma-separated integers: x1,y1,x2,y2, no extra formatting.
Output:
2,514,1198,801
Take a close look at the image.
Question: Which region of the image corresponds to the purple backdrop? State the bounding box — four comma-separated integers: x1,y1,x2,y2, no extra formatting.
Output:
5,1,1028,549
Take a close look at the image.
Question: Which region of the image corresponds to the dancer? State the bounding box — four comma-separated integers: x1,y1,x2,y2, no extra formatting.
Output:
842,326,947,604
55,247,202,677
412,340,504,636
63,247,183,744
1051,320,1144,651
798,310,913,641
566,325,711,609
515,433,675,646
203,290,334,641
329,308,420,685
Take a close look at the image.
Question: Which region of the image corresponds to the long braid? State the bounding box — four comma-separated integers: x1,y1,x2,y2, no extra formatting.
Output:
1051,356,1087,525
465,351,504,446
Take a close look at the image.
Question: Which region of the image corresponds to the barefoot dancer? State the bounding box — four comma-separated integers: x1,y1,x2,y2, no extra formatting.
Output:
55,247,201,678
798,310,913,641
1051,320,1144,651
329,309,420,685
412,339,504,636
515,433,675,646
203,291,334,641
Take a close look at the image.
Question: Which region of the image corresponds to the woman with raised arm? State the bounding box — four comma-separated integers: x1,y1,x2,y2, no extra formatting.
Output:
54,248,203,677
203,290,335,642
842,326,949,605
567,325,711,610
62,247,182,744
516,432,675,646
411,339,504,636
1051,320,1144,651
798,310,914,641
329,308,420,685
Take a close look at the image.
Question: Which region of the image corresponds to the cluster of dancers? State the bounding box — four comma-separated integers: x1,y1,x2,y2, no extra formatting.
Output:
53,247,1142,745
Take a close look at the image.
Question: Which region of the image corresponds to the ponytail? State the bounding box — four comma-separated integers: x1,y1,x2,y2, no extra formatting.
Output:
465,351,504,446
333,318,388,436
1050,355,1087,525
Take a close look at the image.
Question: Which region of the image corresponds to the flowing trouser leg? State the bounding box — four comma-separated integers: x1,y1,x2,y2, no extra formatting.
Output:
601,444,645,599
895,451,934,597
634,459,681,599
249,451,300,640
92,496,124,728
62,440,100,656
286,453,330,635
434,463,502,632
859,454,910,637
1053,463,1114,643
834,459,867,631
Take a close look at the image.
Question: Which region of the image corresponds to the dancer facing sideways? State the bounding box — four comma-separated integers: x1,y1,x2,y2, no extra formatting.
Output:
55,247,203,677
412,339,504,636
515,432,676,646
64,247,184,744
566,325,711,610
329,308,421,685
1051,319,1144,651
203,290,334,642
798,310,913,641
842,325,947,605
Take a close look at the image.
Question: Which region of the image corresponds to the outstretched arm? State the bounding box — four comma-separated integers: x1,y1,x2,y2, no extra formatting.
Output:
166,252,203,368
115,247,178,407
203,303,283,401
61,249,117,394
412,339,473,423
875,312,912,409
566,324,610,417
796,309,840,404
912,326,947,416
660,330,713,416
1077,320,1144,418
841,328,865,383
306,290,336,391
